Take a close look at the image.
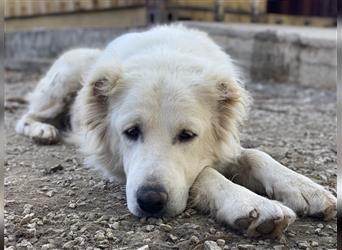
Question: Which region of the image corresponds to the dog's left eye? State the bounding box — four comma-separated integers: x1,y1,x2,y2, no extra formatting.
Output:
124,126,141,141
178,129,197,143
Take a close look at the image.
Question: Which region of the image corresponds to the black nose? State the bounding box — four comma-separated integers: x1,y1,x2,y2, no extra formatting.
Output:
137,185,168,214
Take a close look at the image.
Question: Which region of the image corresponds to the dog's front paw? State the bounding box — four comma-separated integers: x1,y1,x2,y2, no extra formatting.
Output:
270,175,336,221
217,193,296,239
16,118,59,144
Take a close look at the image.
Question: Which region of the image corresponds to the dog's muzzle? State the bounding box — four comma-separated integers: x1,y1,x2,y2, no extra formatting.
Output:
136,184,168,214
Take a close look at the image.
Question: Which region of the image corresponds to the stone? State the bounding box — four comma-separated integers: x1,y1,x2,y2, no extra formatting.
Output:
204,240,222,250
216,239,225,247
238,244,255,250
190,235,200,244
136,245,149,250
145,225,154,232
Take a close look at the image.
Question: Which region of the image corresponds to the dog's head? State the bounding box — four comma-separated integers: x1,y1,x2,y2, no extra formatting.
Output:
78,50,250,217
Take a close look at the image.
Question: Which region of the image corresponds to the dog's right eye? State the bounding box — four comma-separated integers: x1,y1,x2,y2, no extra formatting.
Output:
123,126,141,141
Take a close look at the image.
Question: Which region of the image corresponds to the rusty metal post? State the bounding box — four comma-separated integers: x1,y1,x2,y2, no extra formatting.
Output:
147,0,167,24
250,0,258,23
214,0,224,22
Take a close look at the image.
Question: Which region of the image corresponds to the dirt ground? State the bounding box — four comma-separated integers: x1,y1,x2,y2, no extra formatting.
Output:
5,71,337,250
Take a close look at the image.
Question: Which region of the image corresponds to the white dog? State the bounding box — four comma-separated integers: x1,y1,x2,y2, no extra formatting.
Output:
16,25,336,239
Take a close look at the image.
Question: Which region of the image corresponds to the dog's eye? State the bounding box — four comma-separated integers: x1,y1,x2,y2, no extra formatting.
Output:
124,126,141,141
178,129,197,143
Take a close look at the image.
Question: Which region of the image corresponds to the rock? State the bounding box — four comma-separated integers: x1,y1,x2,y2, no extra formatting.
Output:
209,227,216,234
216,239,225,247
190,235,200,244
204,240,222,250
46,190,54,197
16,239,34,249
23,204,33,215
136,245,149,250
20,213,35,225
41,243,54,250
287,231,296,237
168,234,178,242
63,240,75,248
95,230,106,241
317,223,324,229
145,225,154,232
297,241,310,249
273,245,285,250
111,221,120,230
311,241,319,247
160,223,172,232
48,164,64,174
143,238,152,244
238,244,255,250
106,228,114,239
68,203,77,209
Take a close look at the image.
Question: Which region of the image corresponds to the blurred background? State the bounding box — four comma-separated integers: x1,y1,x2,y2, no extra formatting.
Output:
4,0,337,31
4,0,337,89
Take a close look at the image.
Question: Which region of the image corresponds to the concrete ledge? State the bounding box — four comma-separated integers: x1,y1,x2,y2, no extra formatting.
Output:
5,21,336,88
183,22,336,88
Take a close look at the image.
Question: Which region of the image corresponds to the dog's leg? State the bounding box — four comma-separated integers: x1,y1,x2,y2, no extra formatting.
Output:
191,167,296,239
16,49,101,144
229,148,336,220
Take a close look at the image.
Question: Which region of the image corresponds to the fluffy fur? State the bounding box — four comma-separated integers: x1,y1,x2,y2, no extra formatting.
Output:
16,25,336,239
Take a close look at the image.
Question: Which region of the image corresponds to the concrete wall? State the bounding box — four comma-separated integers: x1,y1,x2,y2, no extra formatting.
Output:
5,7,147,32
184,22,336,88
5,21,336,88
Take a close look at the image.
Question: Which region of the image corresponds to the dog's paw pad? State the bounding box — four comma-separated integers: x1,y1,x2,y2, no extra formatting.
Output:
234,209,258,230
256,219,275,234
322,199,337,221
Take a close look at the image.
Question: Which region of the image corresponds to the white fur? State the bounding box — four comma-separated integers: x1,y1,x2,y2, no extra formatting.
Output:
16,25,336,238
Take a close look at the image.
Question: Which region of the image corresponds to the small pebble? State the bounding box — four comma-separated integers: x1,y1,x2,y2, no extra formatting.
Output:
145,225,154,232
41,244,54,250
297,241,310,249
168,234,178,242
106,228,114,239
238,244,255,250
273,245,285,250
22,204,33,215
111,221,120,229
143,238,152,244
160,223,172,232
68,203,77,209
204,240,222,250
95,230,106,241
311,241,319,247
63,240,75,248
46,190,54,197
190,235,200,244
136,245,149,250
20,213,34,225
216,239,225,247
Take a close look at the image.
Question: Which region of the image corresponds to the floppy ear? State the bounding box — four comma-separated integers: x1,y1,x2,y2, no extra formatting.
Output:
80,56,123,131
76,56,124,180
86,56,123,100
212,77,251,141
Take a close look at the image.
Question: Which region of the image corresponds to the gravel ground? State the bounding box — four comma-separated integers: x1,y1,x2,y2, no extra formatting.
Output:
5,71,337,250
